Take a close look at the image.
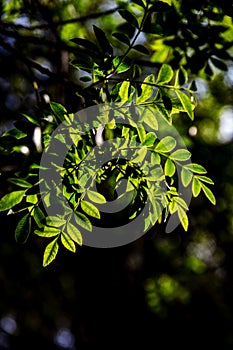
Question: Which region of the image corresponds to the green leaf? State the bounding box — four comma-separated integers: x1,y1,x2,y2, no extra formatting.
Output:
170,149,191,161
119,80,130,105
133,146,147,163
142,132,156,146
87,190,106,204
136,74,155,104
66,222,83,245
113,56,132,73
200,183,216,205
43,237,59,267
175,90,194,120
192,177,201,197
164,158,176,176
2,128,27,139
181,168,193,187
21,113,40,126
0,190,25,212
141,107,158,130
15,213,31,243
156,64,173,84
81,200,100,219
61,232,76,252
155,136,176,153
33,206,45,228
50,102,67,122
184,163,207,174
112,32,130,45
118,9,139,28
93,25,113,55
8,178,32,188
46,216,67,227
174,196,189,210
35,226,60,237
132,44,149,55
74,212,92,232
26,194,38,204
177,206,189,231
195,175,214,185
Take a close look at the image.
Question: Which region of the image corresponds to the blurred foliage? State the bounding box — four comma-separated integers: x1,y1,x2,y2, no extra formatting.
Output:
0,0,233,348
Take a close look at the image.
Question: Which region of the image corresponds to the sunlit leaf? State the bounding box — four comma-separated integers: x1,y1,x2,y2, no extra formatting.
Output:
35,226,60,237
87,190,106,204
66,222,83,245
181,168,193,187
8,178,32,188
33,206,45,228
46,216,66,227
142,132,156,146
175,91,194,120
43,237,59,267
164,158,176,176
136,74,155,104
184,163,207,174
61,232,76,252
81,200,100,219
192,177,201,197
141,107,158,130
119,80,130,105
177,206,189,231
50,102,67,122
156,64,173,84
195,175,214,185
200,183,216,205
133,146,147,163
0,190,25,212
15,213,31,243
155,136,176,153
170,149,191,161
74,212,92,231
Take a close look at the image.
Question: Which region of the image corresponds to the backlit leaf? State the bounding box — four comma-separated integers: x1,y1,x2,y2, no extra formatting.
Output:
156,64,173,84
136,74,155,104
61,232,76,252
181,168,193,187
192,177,201,197
81,200,100,219
0,190,25,212
175,90,194,120
15,213,31,243
87,190,106,204
200,183,216,205
43,237,59,267
35,226,60,237
170,149,191,161
155,136,176,153
67,222,83,245
164,158,176,176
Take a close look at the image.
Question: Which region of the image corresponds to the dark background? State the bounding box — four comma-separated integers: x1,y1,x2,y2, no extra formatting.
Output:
0,0,233,348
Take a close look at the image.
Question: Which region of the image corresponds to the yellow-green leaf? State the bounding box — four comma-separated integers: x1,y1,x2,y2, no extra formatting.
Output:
177,206,189,231
81,200,100,219
74,212,92,231
67,222,83,245
46,216,66,227
192,177,201,197
200,183,216,205
119,80,130,106
43,237,59,267
136,74,155,104
176,90,194,120
132,146,147,163
0,190,25,212
155,136,176,153
181,168,193,187
61,232,76,252
35,226,60,237
156,64,173,84
164,158,176,176
87,190,106,204
170,149,191,161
